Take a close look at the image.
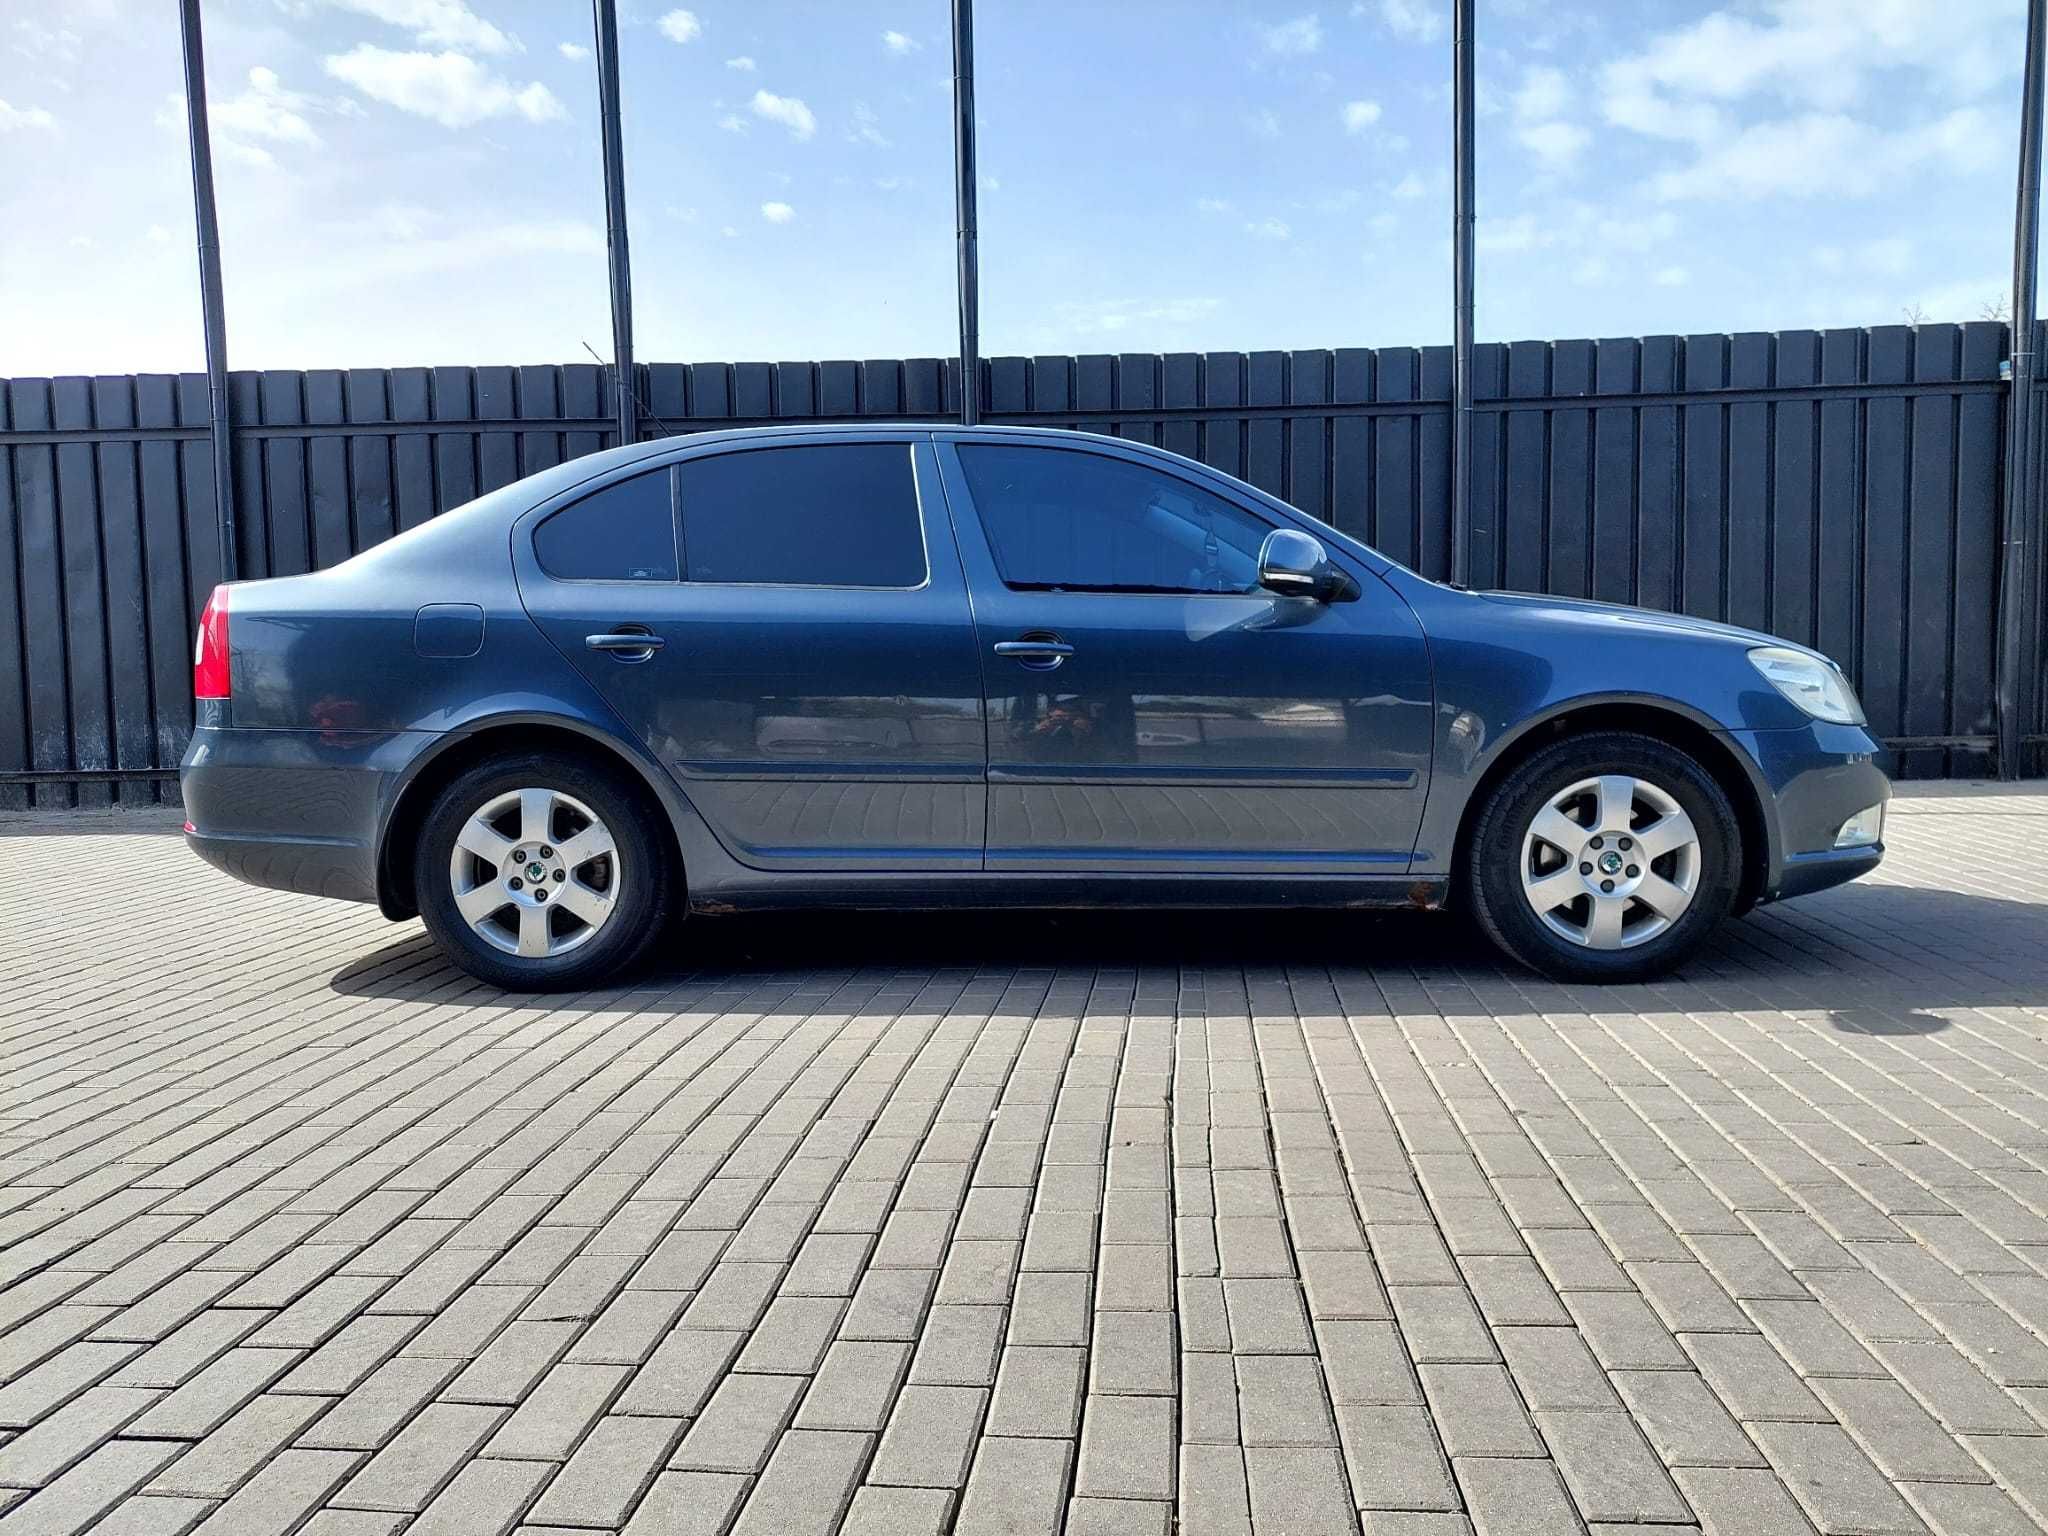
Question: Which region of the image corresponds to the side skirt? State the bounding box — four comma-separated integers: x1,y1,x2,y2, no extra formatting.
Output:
687,872,1448,916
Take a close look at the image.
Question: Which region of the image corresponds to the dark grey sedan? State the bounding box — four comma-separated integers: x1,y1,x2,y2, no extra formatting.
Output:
181,425,1889,989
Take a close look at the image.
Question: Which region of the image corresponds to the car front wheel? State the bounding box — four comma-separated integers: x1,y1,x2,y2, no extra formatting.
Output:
415,752,672,990
1464,731,1742,983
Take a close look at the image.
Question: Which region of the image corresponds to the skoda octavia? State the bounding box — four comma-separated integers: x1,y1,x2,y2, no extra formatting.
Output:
182,425,1888,989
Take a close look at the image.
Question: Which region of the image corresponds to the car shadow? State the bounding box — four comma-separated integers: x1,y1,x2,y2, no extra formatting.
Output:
329,883,2048,1030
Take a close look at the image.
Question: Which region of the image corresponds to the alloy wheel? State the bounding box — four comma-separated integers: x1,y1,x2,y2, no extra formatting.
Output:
1519,773,1700,950
447,787,621,958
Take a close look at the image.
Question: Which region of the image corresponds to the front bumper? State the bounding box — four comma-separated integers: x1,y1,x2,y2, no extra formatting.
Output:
1730,722,1891,903
181,725,431,904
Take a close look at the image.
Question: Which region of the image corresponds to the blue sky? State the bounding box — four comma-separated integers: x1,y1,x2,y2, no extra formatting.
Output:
0,0,2032,375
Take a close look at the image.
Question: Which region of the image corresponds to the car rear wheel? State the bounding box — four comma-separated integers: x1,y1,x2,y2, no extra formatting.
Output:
415,752,672,990
1464,731,1741,983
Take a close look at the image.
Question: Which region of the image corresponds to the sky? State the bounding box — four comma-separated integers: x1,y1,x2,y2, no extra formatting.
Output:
0,0,2034,376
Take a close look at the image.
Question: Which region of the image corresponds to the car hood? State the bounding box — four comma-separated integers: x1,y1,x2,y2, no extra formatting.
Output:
1470,590,1800,654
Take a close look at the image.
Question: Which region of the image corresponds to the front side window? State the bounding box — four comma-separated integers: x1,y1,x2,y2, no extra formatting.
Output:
957,445,1270,594
677,444,926,587
533,468,678,581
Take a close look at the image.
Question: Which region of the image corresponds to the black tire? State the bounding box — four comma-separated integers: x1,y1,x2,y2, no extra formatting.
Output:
1462,731,1742,983
415,751,673,991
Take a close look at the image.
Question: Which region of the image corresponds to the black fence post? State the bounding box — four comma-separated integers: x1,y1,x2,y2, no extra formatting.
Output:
177,0,237,582
1999,0,2048,778
592,0,638,449
1450,0,1475,589
951,0,980,426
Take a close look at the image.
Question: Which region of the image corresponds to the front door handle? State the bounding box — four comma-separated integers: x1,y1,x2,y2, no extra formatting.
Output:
586,630,664,658
993,637,1074,670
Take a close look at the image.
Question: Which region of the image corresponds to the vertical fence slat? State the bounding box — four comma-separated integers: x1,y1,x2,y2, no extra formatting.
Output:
1503,340,1548,594
137,374,192,794
1591,338,1638,605
1725,333,1773,633
0,385,27,810
1372,348,1414,568
1952,322,2005,778
391,368,436,532
1771,330,1819,647
305,369,352,570
1547,341,1593,599
1904,326,1960,779
1288,350,1329,525
1862,326,1913,749
1330,348,1373,550
348,369,395,554
91,376,152,807
1816,330,1863,690
1636,337,1679,613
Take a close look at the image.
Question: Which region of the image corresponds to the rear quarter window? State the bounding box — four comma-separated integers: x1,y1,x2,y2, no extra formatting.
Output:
533,468,679,581
678,443,926,587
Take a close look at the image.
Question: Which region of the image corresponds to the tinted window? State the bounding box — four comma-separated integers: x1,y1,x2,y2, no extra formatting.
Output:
678,444,925,587
533,469,678,581
957,445,1270,594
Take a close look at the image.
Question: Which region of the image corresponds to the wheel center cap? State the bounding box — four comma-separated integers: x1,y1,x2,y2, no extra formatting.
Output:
1598,850,1625,875
527,862,545,880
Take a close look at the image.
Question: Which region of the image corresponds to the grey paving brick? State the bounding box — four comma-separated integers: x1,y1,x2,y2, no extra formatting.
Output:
0,1441,181,1536
842,1268,938,1343
0,1343,144,1430
1683,1331,1832,1423
1077,1393,1175,1500
1418,1364,1541,1459
564,1288,692,1366
1674,1464,1831,1536
733,1295,844,1374
146,1394,330,1499
620,1469,749,1536
1009,1270,1091,1347
1222,1278,1312,1354
1535,1409,1692,1525
907,1306,1005,1387
669,1372,805,1475
406,1457,551,1536
1236,1354,1337,1447
330,1402,505,1513
840,1484,954,1536
1750,1421,1927,1536
1389,1285,1499,1365
1250,1443,1372,1532
0,1387,163,1487
731,1427,871,1536
485,1361,629,1461
954,1435,1072,1535
869,1385,987,1488
1090,1311,1176,1396
1809,1377,1986,1484
1609,1369,1767,1469
524,1414,686,1527
1066,1495,1170,1535
1451,1456,1582,1535
107,1314,265,1393
1494,1325,1616,1411
986,1346,1085,1438
294,1357,462,1453
442,1321,577,1406
796,1340,913,1432
1181,1442,1254,1536
164,1451,355,1536
1899,1479,2042,1536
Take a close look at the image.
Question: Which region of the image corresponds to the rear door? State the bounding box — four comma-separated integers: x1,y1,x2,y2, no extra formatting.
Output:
514,435,987,870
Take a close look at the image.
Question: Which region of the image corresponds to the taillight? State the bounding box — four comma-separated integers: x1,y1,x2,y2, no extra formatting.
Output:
194,584,231,700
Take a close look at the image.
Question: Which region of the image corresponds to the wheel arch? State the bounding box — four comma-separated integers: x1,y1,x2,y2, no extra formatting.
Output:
376,714,687,920
1450,698,1775,915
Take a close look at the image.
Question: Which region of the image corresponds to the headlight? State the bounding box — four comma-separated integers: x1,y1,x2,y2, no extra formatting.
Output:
1748,646,1865,725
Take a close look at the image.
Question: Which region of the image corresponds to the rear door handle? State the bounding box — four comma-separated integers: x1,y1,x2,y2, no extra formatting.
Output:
586,630,664,656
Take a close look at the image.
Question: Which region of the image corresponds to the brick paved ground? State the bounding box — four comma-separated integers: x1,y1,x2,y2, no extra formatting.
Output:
2,786,2047,1535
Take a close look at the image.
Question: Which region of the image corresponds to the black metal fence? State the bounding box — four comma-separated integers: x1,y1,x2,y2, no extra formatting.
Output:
2,323,2043,810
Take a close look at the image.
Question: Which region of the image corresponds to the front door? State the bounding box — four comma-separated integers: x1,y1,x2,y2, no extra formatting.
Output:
515,437,986,870
934,436,1433,874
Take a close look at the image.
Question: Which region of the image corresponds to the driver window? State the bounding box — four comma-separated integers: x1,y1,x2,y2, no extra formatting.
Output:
957,444,1270,594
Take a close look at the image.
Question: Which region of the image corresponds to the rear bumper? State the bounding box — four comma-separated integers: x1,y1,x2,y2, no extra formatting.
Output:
180,726,431,904
1730,723,1890,903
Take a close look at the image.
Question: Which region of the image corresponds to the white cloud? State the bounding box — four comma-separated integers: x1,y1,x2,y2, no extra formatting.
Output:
558,42,589,61
215,67,321,149
1387,171,1426,199
0,97,56,133
1244,217,1292,240
1245,108,1281,140
1341,100,1381,134
750,89,816,140
146,223,172,245
1195,196,1233,214
1602,0,2018,148
323,47,565,128
1513,65,1586,168
1654,265,1690,287
725,55,755,71
761,201,795,224
1260,14,1322,55
1652,108,2000,200
848,101,890,147
657,10,701,44
312,209,603,285
717,112,746,133
1519,120,1590,168
319,0,515,56
1052,297,1221,336
1367,0,1443,43
882,29,920,54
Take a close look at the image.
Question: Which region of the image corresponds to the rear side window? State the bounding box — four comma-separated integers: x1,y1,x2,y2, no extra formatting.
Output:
956,444,1270,594
533,469,678,581
678,444,925,587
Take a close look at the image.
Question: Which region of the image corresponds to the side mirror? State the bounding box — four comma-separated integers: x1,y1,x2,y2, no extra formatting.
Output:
1257,528,1353,601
